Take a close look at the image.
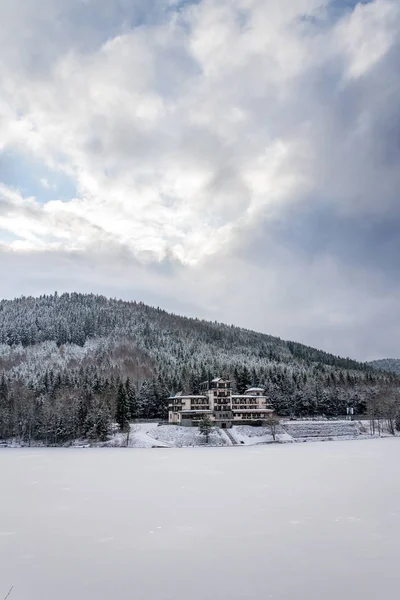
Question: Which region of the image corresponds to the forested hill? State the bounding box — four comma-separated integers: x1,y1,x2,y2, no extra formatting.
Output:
369,359,400,375
0,292,369,368
0,293,396,444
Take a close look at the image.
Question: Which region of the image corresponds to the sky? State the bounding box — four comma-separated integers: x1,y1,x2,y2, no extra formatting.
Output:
0,0,399,361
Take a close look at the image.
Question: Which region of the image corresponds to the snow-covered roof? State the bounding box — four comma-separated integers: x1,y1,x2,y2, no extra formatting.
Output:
232,394,267,399
199,377,231,387
180,410,213,414
177,395,207,399
244,387,265,393
232,408,274,413
173,392,207,400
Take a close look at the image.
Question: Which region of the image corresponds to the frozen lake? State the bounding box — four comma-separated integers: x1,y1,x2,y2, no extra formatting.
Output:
1,439,399,600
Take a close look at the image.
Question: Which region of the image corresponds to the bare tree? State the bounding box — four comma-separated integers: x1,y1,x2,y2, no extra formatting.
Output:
366,385,400,436
265,414,280,442
380,387,400,435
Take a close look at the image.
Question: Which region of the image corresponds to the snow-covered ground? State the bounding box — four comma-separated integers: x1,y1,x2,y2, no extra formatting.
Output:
149,424,226,447
1,439,400,600
93,423,225,448
101,420,385,447
0,419,387,448
231,425,292,445
283,419,359,441
98,423,172,448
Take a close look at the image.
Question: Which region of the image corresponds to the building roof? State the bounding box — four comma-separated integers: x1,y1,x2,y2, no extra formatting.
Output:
169,395,207,400
232,394,267,399
200,377,230,385
180,410,213,414
232,408,274,413
244,387,265,393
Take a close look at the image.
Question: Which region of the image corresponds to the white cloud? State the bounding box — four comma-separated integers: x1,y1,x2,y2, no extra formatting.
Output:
39,177,55,189
337,0,398,79
0,0,400,358
0,0,332,263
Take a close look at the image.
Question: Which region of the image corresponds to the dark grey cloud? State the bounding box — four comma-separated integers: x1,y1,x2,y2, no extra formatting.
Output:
200,4,400,359
252,201,400,275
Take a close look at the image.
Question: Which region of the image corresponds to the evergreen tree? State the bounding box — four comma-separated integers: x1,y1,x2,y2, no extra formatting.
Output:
116,382,130,431
125,378,137,420
236,366,252,394
198,415,214,444
395,412,400,433
85,397,111,441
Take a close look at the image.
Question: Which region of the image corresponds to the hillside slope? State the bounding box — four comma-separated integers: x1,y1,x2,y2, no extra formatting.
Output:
0,292,372,375
0,293,396,444
368,358,400,375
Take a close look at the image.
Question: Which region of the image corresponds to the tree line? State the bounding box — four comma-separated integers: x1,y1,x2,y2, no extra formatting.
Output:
0,293,398,444
0,363,399,445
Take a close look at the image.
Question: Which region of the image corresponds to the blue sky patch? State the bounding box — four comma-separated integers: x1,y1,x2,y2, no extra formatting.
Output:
0,229,21,244
0,150,77,204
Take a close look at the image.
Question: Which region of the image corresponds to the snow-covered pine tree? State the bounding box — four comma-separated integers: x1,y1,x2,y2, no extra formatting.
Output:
125,378,137,420
116,382,130,431
198,415,214,444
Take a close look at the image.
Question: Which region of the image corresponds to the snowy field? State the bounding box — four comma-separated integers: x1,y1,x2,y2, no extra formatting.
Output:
233,425,293,444
99,423,227,447
283,420,360,441
150,424,226,447
109,420,365,447
0,420,371,448
1,439,400,600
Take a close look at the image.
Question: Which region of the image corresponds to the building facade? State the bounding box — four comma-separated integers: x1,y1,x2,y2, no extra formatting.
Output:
168,377,274,428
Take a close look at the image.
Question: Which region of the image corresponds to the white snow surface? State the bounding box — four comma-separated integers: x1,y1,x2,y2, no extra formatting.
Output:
0,420,370,449
100,423,172,448
283,419,359,439
92,423,226,448
150,424,226,447
232,425,291,445
1,438,400,600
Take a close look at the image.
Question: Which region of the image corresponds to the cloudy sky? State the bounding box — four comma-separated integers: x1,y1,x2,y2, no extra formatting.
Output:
0,0,399,360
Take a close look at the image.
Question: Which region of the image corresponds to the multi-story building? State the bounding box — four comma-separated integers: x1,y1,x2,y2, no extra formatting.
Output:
168,377,274,428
